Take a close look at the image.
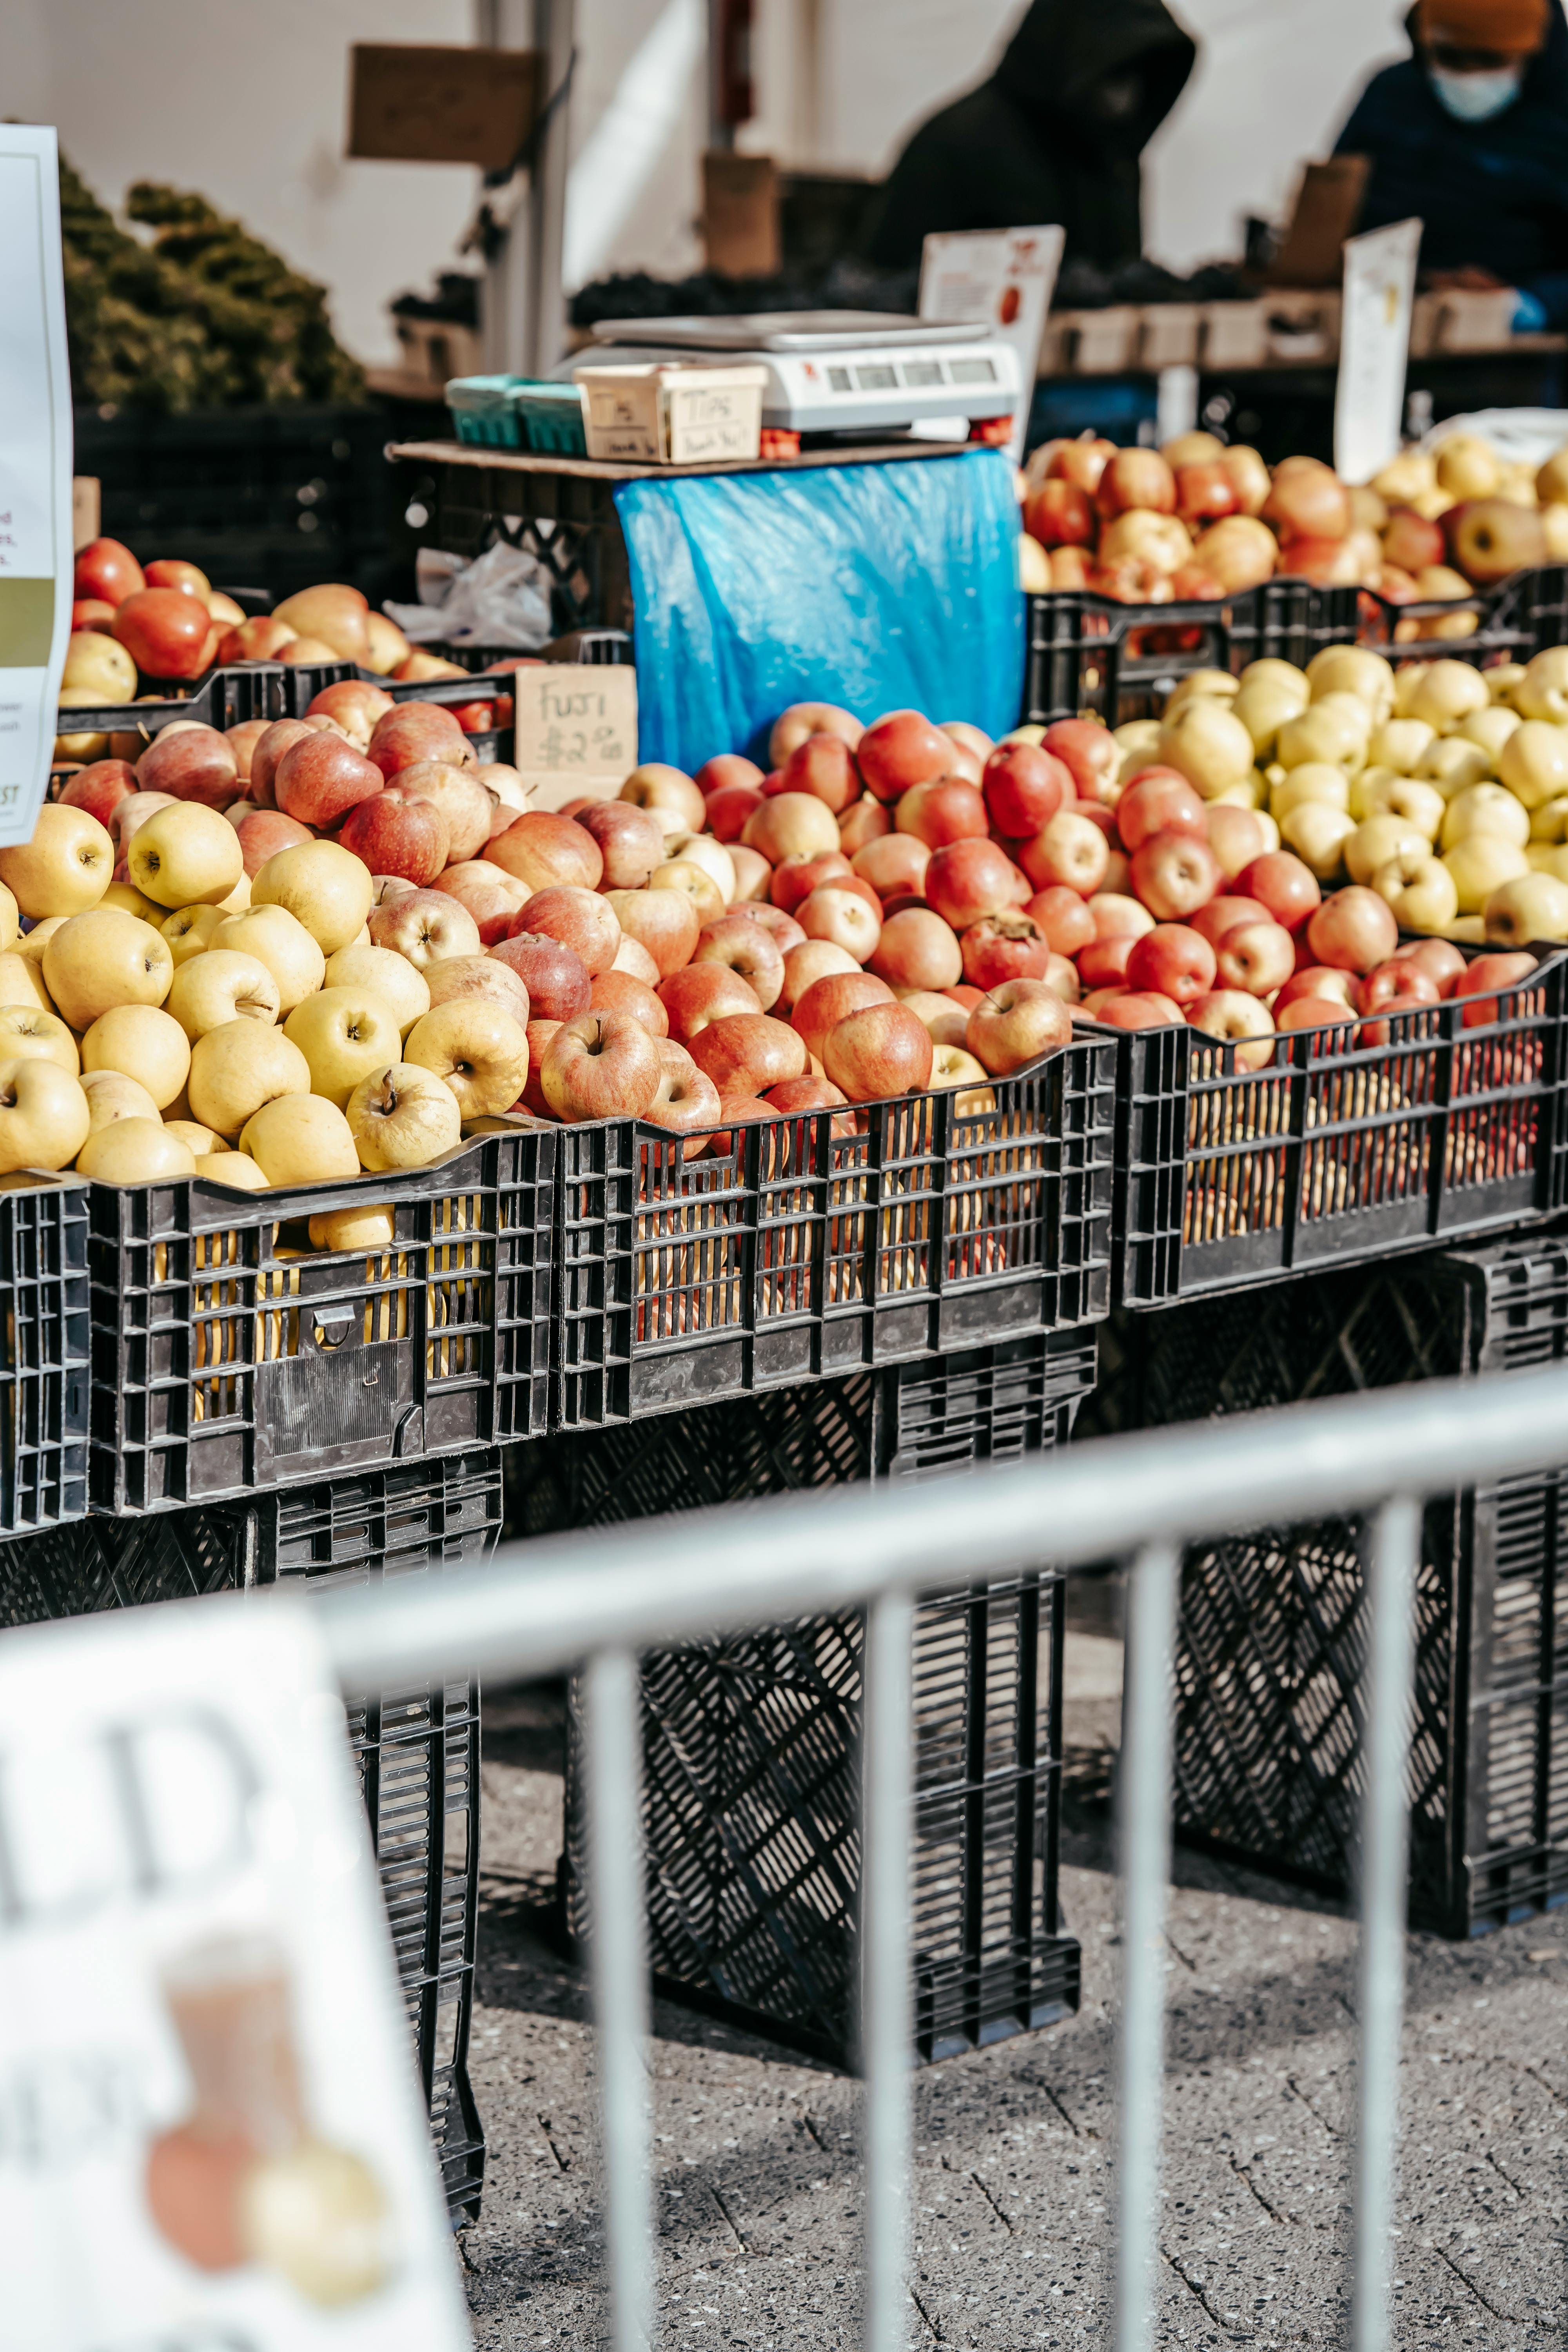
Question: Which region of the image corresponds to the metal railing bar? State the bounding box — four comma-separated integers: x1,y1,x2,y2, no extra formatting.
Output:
1114,1541,1179,2352
315,1368,1568,1696
1351,1495,1419,2352
584,1646,654,2352
861,1585,915,2352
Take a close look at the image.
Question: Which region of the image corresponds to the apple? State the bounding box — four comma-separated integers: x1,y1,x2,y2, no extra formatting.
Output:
856,712,952,804
865,906,961,993
1048,437,1116,494
648,859,726,928
1087,892,1154,941
341,1061,461,1169
966,979,1072,1075
401,1000,529,1118
1305,886,1399,974
1484,871,1568,946
742,791,843,866
79,1001,191,1108
0,804,114,918
302,679,394,750
1096,448,1176,519
838,799,891,858
187,1018,311,1139
1359,960,1441,1014
1453,951,1538,1027
1214,920,1296,996
603,886,699,979
490,929,591,1020
521,886,622,976
40,908,171,1030
112,589,212,680
764,1073,853,1123
1024,478,1096,547
421,954,528,1033
792,970,895,1063
897,990,970,1048
1276,965,1358,1014
486,810,606,895
849,836,928,907
956,912,1048,991
1191,894,1269,947
795,885,882,965
728,845,772,903
1093,992,1186,1031
977,745,1074,845
58,759,137,833
212,906,326,1014
641,1056,723,1135
81,1068,162,1132
705,785,764,843
253,840,376,956
1187,990,1275,1069
336,788,448,886
817,1001,929,1102
74,538,144,608
540,1009,662,1120
1174,461,1240,529
269,583,370,665
1034,720,1115,809
1236,851,1321,933
1129,828,1221,920
231,812,311,880
590,969,668,1034
893,779,989,851
1445,834,1530,915
157,905,221,967
383,760,488,864
692,913,786,1010
365,701,471,783
690,1013,809,1096
270,733,383,832
213,615,297,664
279,987,403,1108
697,753,765,797
1263,456,1350,544
0,1057,90,1174
130,725,237,813
658,962,764,1044
1015,888,1087,959
167,949,281,1042
771,852,852,917
778,939,858,1013
430,860,528,945
779,735,861,814
1398,936,1468,994
233,1091,359,1185
126,803,244,911
1187,514,1276,593
1125,924,1216,1005
76,1116,198,1182
1116,771,1207,854
246,718,324,809
619,765,706,836
1019,811,1110,896
0,1005,76,1075
769,706,863,773
566,801,662,891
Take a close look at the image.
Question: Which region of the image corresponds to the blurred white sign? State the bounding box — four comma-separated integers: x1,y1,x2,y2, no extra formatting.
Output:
0,125,72,848
1335,217,1422,486
0,1596,471,2352
919,225,1065,466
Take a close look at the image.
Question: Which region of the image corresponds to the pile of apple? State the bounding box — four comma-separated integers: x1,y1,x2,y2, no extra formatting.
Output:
1018,426,1568,612
1141,641,1568,948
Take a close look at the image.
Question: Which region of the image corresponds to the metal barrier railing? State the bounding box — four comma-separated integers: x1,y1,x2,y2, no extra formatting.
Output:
312,1364,1568,2352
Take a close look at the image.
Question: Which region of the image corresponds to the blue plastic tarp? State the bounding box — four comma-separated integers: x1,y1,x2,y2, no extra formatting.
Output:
613,448,1024,773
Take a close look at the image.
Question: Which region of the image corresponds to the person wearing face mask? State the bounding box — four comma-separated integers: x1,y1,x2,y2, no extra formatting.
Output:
857,0,1197,274
1334,0,1568,328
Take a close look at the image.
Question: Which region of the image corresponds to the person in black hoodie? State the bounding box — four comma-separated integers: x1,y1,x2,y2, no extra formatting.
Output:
857,0,1196,274
1334,0,1568,327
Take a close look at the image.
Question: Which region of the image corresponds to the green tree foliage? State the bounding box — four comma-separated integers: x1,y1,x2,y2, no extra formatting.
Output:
61,155,365,411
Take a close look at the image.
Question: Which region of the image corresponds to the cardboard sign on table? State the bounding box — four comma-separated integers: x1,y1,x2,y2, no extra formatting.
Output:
918,225,1065,465
1335,216,1422,485
0,124,72,849
348,43,540,171
511,661,639,809
0,1593,471,2352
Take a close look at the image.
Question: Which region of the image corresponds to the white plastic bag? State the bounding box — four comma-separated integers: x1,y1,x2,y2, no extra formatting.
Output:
383,540,553,649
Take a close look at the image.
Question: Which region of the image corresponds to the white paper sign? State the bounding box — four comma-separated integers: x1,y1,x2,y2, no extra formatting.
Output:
0,125,72,848
919,225,1065,466
0,1595,472,2352
1335,217,1422,486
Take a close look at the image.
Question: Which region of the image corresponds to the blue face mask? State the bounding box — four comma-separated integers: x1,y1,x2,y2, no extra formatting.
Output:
1429,62,1525,120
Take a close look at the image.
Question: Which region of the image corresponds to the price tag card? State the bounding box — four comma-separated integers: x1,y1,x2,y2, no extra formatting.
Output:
511,662,638,809
919,225,1065,465
0,1595,472,2352
1335,217,1422,485
0,125,72,848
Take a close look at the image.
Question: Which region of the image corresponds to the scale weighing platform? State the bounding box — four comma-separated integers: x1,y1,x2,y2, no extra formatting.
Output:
579,312,1022,446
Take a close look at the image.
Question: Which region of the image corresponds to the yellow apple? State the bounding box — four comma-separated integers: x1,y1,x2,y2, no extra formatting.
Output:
1488,662,1529,706
1270,762,1350,820
1443,834,1530,914
661,831,737,902
1436,432,1501,499
80,1069,161,1133
1512,648,1568,726
211,905,326,1014
127,802,244,909
100,878,165,926
0,952,53,1015
1372,848,1458,933
0,1006,78,1075
1237,657,1309,699
196,1151,269,1190
1351,774,1444,840
80,1004,190,1108
18,918,65,968
281,988,404,1109
1157,701,1256,799
1458,704,1521,764
1527,843,1568,882
1280,803,1356,880
1417,737,1492,798
188,1020,312,1139
1404,660,1490,731
1112,719,1163,784
0,1059,89,1172
308,1203,395,1251
0,805,114,918
1304,644,1395,717
238,1093,360,1185
161,905,226,966
167,951,281,1041
61,630,137,700
1484,871,1568,946
1530,795,1568,844
1345,814,1429,886
1230,680,1308,759
404,1001,529,1118
346,1063,462,1171
322,945,430,1036
1440,784,1530,853
42,909,172,1031
252,840,374,955
1497,720,1568,811
76,1116,198,1181
1161,670,1238,717
163,1118,226,1156
1275,702,1368,775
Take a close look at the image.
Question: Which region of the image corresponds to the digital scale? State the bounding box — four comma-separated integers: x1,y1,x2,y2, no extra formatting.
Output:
580,312,1023,445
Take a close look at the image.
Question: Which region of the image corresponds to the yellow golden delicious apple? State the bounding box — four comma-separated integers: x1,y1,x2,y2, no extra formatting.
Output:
404,1002,529,1118
1345,815,1429,886
1536,446,1568,506
0,1006,78,1076
1403,661,1490,730
1275,702,1368,775
99,878,165,926
1458,704,1521,764
1443,834,1530,914
238,1093,360,1185
163,1118,227,1155
60,630,136,701
281,988,404,1110
1489,662,1529,705
0,805,114,919
1304,644,1395,717
77,1118,198,1181
211,906,326,1014
1352,775,1445,840
1514,647,1568,724
346,1063,462,1171
161,905,226,966
1161,670,1239,718
0,953,53,1015
80,1069,161,1133
188,1020,311,1139
1372,847,1458,933
42,909,173,1030
1366,718,1435,773
18,918,65,968
1112,719,1163,782
1371,448,1436,503
1157,701,1256,799
1498,720,1568,810
127,802,244,909
1270,762,1351,820
662,831,737,903
167,951,281,1042
1484,871,1568,946
0,1059,89,1172
1530,795,1568,843
1436,433,1501,499
196,1151,268,1189
1280,803,1356,880
1230,679,1308,760
80,1004,190,1108
1440,784,1531,853
252,840,374,955
1528,842,1568,882
1417,737,1493,797
308,1202,396,1250
322,945,430,1036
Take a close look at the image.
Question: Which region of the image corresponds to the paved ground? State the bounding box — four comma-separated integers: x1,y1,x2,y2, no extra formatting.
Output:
457,1618,1568,2348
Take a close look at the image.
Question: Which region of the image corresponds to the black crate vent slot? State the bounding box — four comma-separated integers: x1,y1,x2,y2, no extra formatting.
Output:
552,1037,1115,1428
0,1450,502,2221
88,1128,552,1512
1080,1236,1568,1938
1111,945,1568,1305
511,1332,1093,2065
0,1176,90,1535
403,454,631,638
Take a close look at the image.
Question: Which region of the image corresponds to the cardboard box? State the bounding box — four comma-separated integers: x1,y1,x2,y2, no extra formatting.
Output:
1201,301,1269,368
72,476,100,552
1138,304,1200,369
510,662,638,811
576,363,767,466
348,44,540,171
702,152,780,278
1269,157,1370,288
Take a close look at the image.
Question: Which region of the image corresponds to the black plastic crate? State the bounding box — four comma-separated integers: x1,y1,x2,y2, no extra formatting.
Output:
1022,579,1361,729
394,450,631,638
87,1129,553,1513
1358,563,1568,669
0,1447,503,2218
511,1332,1094,2065
0,1176,90,1535
547,1034,1115,1428
1111,944,1568,1305
1081,1237,1568,1938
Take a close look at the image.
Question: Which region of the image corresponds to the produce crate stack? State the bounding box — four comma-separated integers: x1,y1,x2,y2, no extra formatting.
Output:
0,1450,503,2222
1082,1234,1568,1936
508,1332,1094,2065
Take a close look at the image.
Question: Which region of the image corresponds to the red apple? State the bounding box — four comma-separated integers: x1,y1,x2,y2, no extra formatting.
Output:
1125,924,1216,1006
966,978,1073,1075
705,783,764,842
822,1001,933,1101
1358,960,1441,1014
768,702,864,767
609,887,701,980
74,537,145,607
1050,437,1116,494
425,955,533,1029
1214,920,1296,996
982,744,1073,838
1020,811,1111,896
1236,851,1321,935
1405,936,1469,995
338,786,448,884
1204,804,1272,882
765,1074,852,1122
895,778,988,849
234,810,314,877
773,851,852,915
1275,966,1357,1014
1278,996,1357,1038
869,907,962,993
491,931,593,1021
690,1013,808,1095
857,711,951,804
696,753,765,797
838,797,891,855
572,800,666,889
367,701,473,780
248,717,329,809
1305,887,1399,975
216,616,301,664
693,913,786,1011
737,902,807,951
517,1018,562,1117
1191,894,1269,948
274,733,385,829
1454,951,1537,1028
1077,935,1137,990
515,885,621,975
1116,770,1207,855
791,970,895,1063
112,588,212,680
1263,457,1350,544
1042,719,1120,808
1024,479,1096,548
488,811,604,893
1187,989,1276,1069
1092,993,1183,1032
925,839,1024,931
58,758,136,829
853,833,931,904
659,963,764,1044
1096,449,1176,519
432,860,528,945
781,734,861,813
1089,893,1155,939
143,559,210,600
797,886,882,964
71,597,117,634
1129,829,1221,922
590,969,669,1034
1174,462,1240,527
1026,886,1096,956
961,911,1052,989
304,679,394,749
541,1009,662,1120
136,724,240,810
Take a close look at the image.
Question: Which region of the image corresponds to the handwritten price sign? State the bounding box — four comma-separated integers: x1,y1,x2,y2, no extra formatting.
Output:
511,664,638,810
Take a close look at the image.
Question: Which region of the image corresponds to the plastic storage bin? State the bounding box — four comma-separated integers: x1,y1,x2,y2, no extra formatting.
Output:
1082,1236,1568,1936
545,1034,1116,1427
0,1446,502,2219
511,1330,1094,2064
87,1129,553,1512
0,1174,89,1535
